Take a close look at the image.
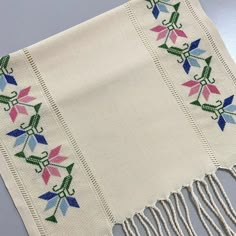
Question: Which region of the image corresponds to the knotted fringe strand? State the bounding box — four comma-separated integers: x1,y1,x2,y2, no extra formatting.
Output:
119,168,236,236
161,200,184,236
207,173,236,223
151,205,171,236
173,192,197,236
195,180,234,235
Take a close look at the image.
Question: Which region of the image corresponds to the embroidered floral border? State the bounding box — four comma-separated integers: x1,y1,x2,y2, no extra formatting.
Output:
145,0,236,131
0,55,79,223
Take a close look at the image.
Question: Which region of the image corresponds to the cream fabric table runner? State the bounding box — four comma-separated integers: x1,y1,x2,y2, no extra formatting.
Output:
0,0,236,235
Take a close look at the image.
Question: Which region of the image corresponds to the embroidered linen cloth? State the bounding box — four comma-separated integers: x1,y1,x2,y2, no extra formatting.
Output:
1,0,236,235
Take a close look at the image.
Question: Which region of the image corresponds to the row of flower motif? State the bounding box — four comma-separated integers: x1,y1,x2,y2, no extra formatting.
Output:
145,0,236,131
0,55,79,223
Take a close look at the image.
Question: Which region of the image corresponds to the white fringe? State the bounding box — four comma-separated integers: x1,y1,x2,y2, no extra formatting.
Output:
136,213,152,236
130,218,141,236
120,168,236,236
161,200,183,236
152,206,171,236
208,174,236,222
149,207,164,236
173,192,197,236
122,220,130,236
196,180,235,235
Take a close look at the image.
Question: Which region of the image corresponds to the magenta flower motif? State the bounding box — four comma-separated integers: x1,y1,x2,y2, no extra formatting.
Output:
9,86,35,122
151,25,187,44
42,145,67,184
182,80,220,101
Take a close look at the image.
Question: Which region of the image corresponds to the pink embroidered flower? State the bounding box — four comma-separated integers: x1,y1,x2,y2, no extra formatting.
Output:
182,80,220,101
9,86,35,122
42,145,67,184
151,25,187,44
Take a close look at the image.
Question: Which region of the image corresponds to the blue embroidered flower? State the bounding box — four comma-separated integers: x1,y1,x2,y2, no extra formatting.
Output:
217,95,236,131
163,38,209,74
202,95,236,131
7,128,47,151
0,73,17,91
146,0,169,19
39,192,79,215
183,39,206,74
39,175,79,223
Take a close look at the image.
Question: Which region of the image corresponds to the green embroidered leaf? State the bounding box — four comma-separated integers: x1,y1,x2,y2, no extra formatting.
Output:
159,44,168,49
191,100,201,106
0,95,10,104
46,215,57,223
34,103,42,113
173,3,180,11
0,55,10,70
66,163,74,175
205,56,212,65
15,151,26,158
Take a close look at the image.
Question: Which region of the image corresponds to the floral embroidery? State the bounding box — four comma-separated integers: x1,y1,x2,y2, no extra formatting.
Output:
182,80,220,101
39,175,79,223
202,96,236,131
0,55,79,223
0,55,17,91
151,25,187,44
146,0,236,131
7,114,48,152
145,0,170,19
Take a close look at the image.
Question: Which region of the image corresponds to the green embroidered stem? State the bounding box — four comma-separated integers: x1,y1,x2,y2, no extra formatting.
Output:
0,95,11,105
224,111,236,116
164,31,171,45
191,54,205,61
22,136,30,153
0,55,10,70
196,86,203,101
0,55,13,74
46,198,62,224
18,102,35,108
202,103,219,113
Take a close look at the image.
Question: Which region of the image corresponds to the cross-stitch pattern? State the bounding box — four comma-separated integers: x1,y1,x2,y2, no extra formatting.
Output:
146,0,236,131
0,55,79,223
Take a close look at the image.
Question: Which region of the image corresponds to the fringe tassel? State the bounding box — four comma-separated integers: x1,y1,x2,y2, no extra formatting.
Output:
130,218,141,236
196,180,235,235
173,193,197,236
122,221,130,236
151,206,171,236
119,168,236,236
161,200,184,236
208,174,236,223
136,213,153,236
149,207,164,236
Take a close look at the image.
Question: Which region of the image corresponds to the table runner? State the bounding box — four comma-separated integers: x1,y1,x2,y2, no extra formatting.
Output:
0,0,236,235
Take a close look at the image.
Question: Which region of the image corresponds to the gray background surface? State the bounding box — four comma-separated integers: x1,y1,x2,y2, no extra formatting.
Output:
0,0,236,235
